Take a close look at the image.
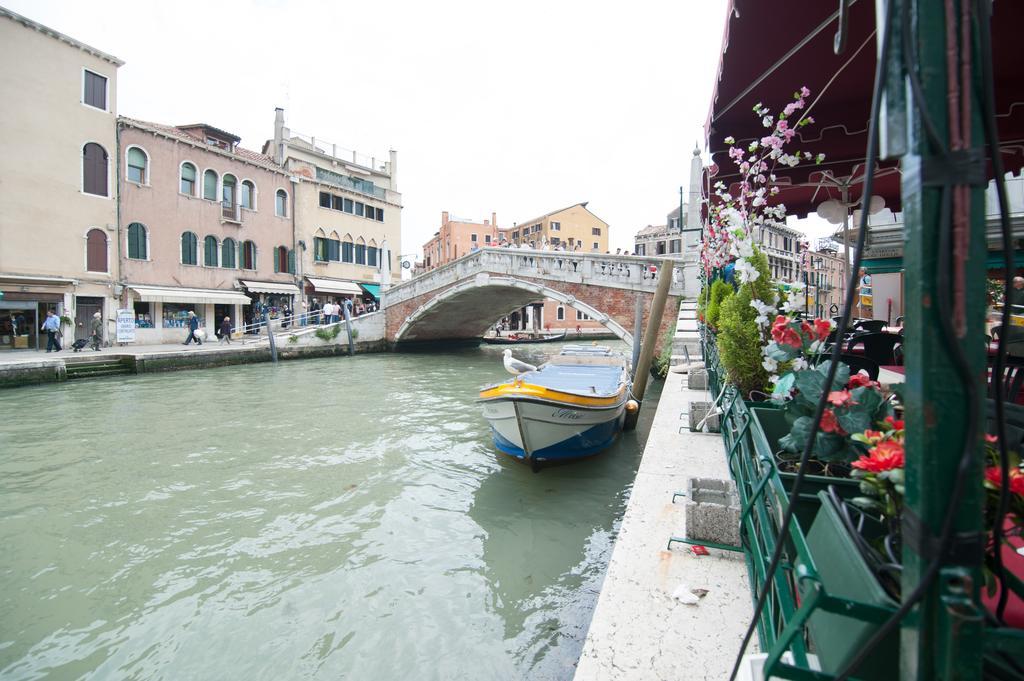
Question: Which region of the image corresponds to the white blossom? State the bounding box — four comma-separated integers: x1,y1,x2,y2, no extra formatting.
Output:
792,357,809,371
762,357,779,372
724,136,735,145
734,258,760,284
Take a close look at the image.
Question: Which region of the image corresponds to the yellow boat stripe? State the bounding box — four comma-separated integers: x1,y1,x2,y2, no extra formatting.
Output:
478,382,625,408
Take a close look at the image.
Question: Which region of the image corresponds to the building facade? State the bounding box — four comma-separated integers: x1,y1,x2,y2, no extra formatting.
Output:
268,109,400,311
803,244,846,319
117,119,299,343
500,202,609,253
421,211,500,271
634,206,689,258
756,223,804,283
0,8,122,350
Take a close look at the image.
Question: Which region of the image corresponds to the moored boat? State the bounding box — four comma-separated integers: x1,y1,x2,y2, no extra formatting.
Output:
480,331,567,345
478,345,635,468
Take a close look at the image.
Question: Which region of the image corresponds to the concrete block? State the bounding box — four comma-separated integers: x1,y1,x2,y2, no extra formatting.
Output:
687,369,708,390
688,400,720,432
684,477,741,547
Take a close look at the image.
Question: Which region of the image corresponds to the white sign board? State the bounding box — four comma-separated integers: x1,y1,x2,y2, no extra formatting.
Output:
116,309,136,343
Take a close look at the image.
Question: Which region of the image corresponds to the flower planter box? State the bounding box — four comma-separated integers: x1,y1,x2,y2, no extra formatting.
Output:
750,407,861,532
804,490,898,680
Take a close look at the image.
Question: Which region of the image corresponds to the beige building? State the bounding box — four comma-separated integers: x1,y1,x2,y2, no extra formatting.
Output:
421,211,500,271
118,119,300,343
804,244,846,319
267,109,400,310
0,8,122,350
500,202,609,253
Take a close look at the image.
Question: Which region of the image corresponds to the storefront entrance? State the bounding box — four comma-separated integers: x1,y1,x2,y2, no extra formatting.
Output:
0,302,38,351
75,297,104,342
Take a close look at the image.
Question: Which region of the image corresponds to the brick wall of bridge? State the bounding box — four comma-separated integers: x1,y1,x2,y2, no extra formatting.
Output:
385,275,680,345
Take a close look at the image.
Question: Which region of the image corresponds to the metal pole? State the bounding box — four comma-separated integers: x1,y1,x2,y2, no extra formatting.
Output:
631,293,643,377
630,259,674,404
341,301,355,356
840,184,851,317
899,1,986,677
263,309,277,363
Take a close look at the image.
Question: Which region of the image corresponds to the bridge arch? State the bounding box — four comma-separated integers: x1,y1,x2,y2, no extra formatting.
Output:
393,273,634,345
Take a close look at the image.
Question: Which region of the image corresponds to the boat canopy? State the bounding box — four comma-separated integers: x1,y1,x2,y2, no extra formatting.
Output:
526,364,625,398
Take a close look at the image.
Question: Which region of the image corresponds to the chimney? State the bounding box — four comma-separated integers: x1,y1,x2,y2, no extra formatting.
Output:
442,211,449,225
389,149,398,190
273,108,286,164
491,212,497,227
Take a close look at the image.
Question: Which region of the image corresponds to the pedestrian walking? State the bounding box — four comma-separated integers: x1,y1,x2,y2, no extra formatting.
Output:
219,316,232,344
41,309,62,352
89,312,102,351
183,311,203,345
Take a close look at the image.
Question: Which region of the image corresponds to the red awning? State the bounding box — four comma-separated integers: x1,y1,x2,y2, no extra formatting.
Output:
705,0,1024,217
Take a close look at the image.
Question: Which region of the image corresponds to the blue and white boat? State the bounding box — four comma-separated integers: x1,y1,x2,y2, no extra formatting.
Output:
479,345,635,467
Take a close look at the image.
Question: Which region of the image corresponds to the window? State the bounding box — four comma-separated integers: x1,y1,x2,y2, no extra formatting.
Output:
180,163,197,195
471,233,478,242
592,227,601,236
83,70,107,110
203,169,218,200
343,198,354,214
276,189,288,217
376,208,385,222
127,222,147,259
332,195,344,211
592,242,599,250
670,239,682,254
354,202,365,217
670,217,680,230
204,236,218,266
576,309,592,321
222,174,237,211
241,240,256,269
82,143,108,196
484,235,491,244
222,238,236,268
181,232,198,265
635,243,645,256
355,242,366,265
557,306,565,321
133,301,152,328
241,180,255,210
368,246,378,267
657,241,667,255
341,240,353,263
551,221,561,231
327,239,340,261
314,237,327,262
288,249,295,274
512,230,519,239
550,237,560,245
275,246,289,273
319,192,331,208
126,147,147,184
86,229,107,272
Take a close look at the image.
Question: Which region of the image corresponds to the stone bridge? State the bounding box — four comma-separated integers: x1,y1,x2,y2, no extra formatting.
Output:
382,248,697,346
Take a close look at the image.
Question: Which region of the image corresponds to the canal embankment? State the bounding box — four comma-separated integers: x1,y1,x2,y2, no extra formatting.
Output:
573,348,754,679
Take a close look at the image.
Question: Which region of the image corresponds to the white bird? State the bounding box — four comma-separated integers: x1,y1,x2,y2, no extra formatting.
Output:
503,349,537,376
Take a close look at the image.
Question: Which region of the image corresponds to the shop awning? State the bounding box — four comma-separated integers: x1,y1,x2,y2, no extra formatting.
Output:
359,283,381,300
128,285,252,305
860,251,1024,274
240,280,301,295
305,277,363,295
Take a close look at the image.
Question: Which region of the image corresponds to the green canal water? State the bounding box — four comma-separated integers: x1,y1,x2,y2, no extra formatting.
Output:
0,343,660,681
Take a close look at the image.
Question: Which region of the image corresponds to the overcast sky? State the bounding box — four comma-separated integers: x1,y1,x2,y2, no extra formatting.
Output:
11,0,841,256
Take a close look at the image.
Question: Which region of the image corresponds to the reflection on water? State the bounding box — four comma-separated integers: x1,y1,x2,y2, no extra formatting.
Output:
0,343,660,680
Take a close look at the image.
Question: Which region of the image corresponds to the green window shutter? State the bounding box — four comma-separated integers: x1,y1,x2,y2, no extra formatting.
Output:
204,170,217,200
204,236,217,266
273,247,280,273
222,239,235,268
288,249,295,274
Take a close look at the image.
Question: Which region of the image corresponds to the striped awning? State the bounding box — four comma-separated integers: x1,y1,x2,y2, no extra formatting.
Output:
305,277,363,295
240,280,301,295
128,285,251,305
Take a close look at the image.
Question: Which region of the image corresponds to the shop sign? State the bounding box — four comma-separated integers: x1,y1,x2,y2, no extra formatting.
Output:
116,309,136,343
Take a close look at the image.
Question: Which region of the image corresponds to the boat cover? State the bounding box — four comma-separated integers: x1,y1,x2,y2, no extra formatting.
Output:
524,364,624,398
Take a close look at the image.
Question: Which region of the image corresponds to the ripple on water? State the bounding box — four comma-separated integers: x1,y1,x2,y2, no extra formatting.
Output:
0,344,657,680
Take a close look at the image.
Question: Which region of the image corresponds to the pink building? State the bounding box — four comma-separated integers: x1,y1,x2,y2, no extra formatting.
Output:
118,118,300,343
421,211,500,270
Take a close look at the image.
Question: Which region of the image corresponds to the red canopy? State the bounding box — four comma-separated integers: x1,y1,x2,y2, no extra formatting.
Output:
704,0,1024,218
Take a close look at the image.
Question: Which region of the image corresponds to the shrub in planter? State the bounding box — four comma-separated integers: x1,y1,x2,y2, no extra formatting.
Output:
705,278,734,331
717,249,774,398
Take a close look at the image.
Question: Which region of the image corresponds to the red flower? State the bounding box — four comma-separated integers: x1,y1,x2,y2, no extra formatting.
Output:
847,373,879,389
800,321,814,340
813,318,832,341
779,327,802,349
884,416,904,430
820,408,845,434
851,440,905,472
862,429,884,443
827,390,853,406
770,316,790,342
985,434,999,444
984,466,1024,497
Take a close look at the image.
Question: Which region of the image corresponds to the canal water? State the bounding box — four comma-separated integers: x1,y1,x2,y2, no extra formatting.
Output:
0,343,661,681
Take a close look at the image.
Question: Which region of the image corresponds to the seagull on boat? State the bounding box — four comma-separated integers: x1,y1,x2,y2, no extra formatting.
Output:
503,349,537,376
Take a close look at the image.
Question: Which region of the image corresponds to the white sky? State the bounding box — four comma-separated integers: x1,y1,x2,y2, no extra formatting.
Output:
9,0,832,255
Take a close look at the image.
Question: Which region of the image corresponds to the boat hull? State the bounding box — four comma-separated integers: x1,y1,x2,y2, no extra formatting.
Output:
481,397,627,463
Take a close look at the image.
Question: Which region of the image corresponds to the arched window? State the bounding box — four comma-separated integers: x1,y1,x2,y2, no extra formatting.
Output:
204,235,219,267
274,246,290,273
557,306,566,321
86,229,107,272
355,237,367,266
341,235,354,263
180,162,197,195
275,189,288,217
222,174,236,208
127,222,147,260
181,231,198,265
203,169,218,200
126,146,148,184
241,180,255,210
222,238,236,268
82,143,108,196
241,240,256,269
367,239,378,267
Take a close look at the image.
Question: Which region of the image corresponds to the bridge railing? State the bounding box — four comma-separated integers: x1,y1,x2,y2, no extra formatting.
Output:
385,247,694,307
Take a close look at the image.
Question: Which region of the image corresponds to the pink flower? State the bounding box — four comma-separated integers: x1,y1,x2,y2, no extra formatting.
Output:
800,86,811,98
827,390,853,406
985,434,999,444
820,408,845,435
984,467,1024,497
847,372,879,390
729,146,744,160
852,441,905,472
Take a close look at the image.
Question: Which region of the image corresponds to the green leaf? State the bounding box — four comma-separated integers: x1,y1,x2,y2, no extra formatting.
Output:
772,372,796,398
779,415,813,454
794,370,825,407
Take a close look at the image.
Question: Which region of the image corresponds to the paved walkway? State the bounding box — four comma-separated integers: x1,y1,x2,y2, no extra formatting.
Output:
573,363,754,679
0,340,265,366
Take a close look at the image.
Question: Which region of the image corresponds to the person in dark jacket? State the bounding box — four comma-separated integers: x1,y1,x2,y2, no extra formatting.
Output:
183,311,202,345
89,312,103,351
219,316,232,344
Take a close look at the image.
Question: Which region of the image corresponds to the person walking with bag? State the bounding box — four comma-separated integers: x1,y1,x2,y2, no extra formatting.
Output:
41,309,62,352
183,311,202,345
89,312,102,351
219,316,233,344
